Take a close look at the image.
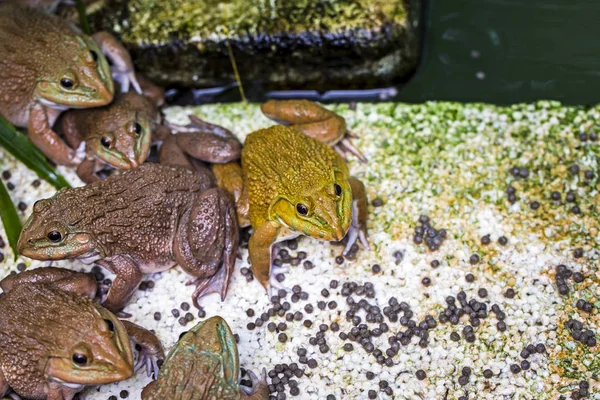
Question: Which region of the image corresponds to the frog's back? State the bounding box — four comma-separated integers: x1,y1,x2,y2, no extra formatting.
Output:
242,125,347,227
0,4,81,123
142,342,240,400
48,164,211,255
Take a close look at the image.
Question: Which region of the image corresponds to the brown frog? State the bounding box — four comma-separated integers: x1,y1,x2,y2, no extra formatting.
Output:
17,163,238,311
142,316,268,400
59,90,241,183
0,3,140,166
0,267,164,400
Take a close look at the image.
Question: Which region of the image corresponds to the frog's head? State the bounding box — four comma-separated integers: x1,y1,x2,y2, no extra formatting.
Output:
35,34,114,109
270,169,353,241
85,92,154,169
179,316,239,384
17,197,97,260
46,303,134,385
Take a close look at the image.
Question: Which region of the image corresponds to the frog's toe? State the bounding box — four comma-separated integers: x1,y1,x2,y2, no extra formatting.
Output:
334,134,367,163
240,368,268,396
113,68,142,95
134,348,162,380
343,202,370,256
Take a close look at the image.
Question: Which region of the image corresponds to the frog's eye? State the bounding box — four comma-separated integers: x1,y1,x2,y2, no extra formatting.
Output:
60,78,75,90
296,204,309,216
72,353,88,366
104,319,115,332
47,231,62,242
90,50,98,62
133,122,142,135
100,137,112,149
334,184,342,197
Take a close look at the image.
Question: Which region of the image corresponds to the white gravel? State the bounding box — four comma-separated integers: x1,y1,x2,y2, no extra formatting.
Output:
0,101,599,399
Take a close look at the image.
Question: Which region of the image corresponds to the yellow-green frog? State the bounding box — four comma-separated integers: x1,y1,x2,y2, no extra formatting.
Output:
59,89,241,183
0,3,141,166
0,267,164,400
213,99,369,290
141,316,268,400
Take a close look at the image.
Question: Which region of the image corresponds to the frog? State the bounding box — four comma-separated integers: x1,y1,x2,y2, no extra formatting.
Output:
17,163,238,312
212,99,369,291
0,266,164,400
59,89,242,183
0,3,142,166
141,316,268,400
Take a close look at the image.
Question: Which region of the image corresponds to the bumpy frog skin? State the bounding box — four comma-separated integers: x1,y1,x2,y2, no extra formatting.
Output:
60,90,242,183
0,3,140,166
0,267,164,400
212,100,369,291
142,316,268,400
17,163,239,311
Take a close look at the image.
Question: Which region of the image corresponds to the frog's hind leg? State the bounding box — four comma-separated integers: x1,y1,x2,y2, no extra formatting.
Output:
167,116,242,164
261,99,367,163
174,188,239,306
343,177,369,255
92,32,141,94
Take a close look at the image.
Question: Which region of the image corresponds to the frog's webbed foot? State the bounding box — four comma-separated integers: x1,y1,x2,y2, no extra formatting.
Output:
174,188,239,307
121,320,164,380
334,132,368,163
343,177,369,256
91,32,141,95
240,368,269,399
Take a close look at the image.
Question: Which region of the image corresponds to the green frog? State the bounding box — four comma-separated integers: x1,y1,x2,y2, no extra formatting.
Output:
0,267,164,400
17,163,238,312
212,99,369,290
59,90,242,183
0,3,141,166
141,316,268,400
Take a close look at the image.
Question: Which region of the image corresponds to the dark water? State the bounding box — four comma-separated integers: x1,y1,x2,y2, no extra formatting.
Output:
169,0,599,106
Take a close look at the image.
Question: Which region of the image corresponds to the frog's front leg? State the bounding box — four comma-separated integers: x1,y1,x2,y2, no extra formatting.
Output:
28,104,82,166
240,368,269,400
212,162,250,227
173,188,239,307
76,157,102,183
0,267,97,299
247,221,285,291
91,32,141,94
97,255,143,313
120,320,164,379
261,99,367,163
343,177,369,255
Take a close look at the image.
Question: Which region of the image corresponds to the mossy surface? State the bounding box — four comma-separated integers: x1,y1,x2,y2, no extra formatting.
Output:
90,0,418,89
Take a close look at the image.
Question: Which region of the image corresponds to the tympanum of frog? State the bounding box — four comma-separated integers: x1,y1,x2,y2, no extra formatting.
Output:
142,316,268,400
59,90,242,183
17,163,238,311
0,267,164,400
212,99,369,291
0,3,141,166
